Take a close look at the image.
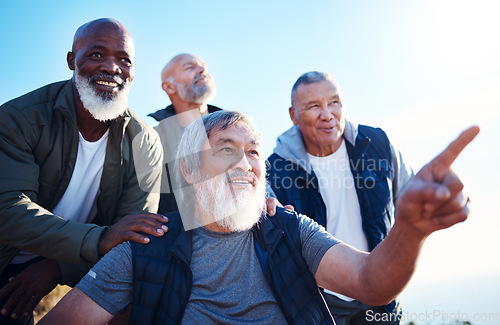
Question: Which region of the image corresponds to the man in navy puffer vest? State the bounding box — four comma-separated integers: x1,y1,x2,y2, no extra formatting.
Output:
267,71,413,324
39,111,478,325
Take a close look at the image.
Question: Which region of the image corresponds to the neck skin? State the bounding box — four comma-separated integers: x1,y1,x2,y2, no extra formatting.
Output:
306,138,344,157
170,97,209,127
73,85,110,142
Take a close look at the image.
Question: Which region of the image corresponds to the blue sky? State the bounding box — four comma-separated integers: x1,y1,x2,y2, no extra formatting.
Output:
1,0,499,322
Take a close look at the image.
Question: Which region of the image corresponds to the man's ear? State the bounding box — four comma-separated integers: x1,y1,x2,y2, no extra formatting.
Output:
162,81,176,96
67,52,76,71
289,107,299,126
180,160,195,184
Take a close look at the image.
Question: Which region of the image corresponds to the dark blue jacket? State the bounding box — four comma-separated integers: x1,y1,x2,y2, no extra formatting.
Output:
129,208,335,325
267,122,412,251
267,123,412,314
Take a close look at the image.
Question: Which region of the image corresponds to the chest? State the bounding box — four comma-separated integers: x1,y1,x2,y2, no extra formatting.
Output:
182,229,287,324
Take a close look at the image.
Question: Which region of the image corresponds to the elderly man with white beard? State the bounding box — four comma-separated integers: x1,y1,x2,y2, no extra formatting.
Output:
0,18,166,324
40,111,478,325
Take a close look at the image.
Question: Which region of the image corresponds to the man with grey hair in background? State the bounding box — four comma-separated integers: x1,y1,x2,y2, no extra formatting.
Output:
267,71,413,324
0,18,166,325
40,110,477,325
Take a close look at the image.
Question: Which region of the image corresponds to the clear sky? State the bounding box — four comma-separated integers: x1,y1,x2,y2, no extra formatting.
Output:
1,0,499,323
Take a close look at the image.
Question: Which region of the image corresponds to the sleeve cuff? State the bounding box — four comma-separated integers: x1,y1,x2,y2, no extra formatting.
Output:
80,226,107,263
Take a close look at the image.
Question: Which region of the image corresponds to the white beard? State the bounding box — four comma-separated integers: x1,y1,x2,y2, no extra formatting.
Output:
177,74,216,104
74,68,132,122
195,171,266,232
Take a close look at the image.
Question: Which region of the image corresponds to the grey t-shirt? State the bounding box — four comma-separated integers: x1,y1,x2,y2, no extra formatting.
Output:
77,214,340,324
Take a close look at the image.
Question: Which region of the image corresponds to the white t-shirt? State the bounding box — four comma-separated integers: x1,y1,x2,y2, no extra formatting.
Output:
307,140,368,301
11,130,109,264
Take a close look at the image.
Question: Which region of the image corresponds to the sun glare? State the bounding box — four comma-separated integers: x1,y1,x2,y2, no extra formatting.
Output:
421,0,500,75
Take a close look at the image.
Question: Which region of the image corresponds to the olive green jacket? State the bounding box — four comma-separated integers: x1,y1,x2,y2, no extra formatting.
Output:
0,80,162,283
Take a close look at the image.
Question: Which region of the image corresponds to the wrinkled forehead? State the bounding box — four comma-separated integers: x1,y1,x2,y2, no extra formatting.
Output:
207,122,262,148
174,54,206,72
297,79,339,95
293,79,340,104
162,54,205,81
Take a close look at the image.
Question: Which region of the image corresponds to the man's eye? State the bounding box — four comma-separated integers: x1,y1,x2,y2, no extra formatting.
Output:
90,52,102,58
120,58,132,65
221,147,234,153
249,150,259,157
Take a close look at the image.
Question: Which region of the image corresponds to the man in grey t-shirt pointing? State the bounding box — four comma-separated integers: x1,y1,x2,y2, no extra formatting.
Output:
40,111,478,324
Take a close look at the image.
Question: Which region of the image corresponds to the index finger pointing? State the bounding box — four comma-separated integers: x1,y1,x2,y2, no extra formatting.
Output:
430,126,480,169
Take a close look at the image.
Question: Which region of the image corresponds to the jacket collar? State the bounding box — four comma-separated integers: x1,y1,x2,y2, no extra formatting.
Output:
171,229,193,265
252,214,284,252
169,211,194,265
53,79,131,134
148,104,223,122
251,214,284,272
53,80,78,124
149,104,177,121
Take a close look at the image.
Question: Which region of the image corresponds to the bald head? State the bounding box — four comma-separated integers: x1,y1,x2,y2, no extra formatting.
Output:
72,18,134,56
161,53,200,83
67,18,135,122
160,53,216,105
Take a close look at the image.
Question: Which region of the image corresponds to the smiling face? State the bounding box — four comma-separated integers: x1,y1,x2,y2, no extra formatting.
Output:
290,79,345,156
69,19,135,98
198,123,264,189
178,116,266,232
67,19,135,121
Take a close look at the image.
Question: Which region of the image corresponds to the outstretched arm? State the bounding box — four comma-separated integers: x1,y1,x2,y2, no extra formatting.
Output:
315,126,479,305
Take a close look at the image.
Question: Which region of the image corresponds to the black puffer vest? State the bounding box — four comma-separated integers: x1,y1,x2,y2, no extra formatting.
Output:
129,208,335,324
267,125,395,251
267,125,396,313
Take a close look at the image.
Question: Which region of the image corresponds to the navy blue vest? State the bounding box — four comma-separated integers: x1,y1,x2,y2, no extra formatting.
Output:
267,125,394,251
129,208,335,325
267,125,397,313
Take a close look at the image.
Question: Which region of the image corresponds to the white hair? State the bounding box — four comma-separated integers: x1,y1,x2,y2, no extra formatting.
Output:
173,111,265,231
74,66,132,122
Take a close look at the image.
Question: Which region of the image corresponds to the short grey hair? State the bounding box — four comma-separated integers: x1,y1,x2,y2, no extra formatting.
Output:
290,71,340,108
173,111,262,202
